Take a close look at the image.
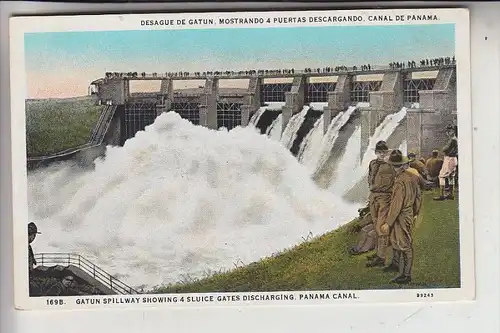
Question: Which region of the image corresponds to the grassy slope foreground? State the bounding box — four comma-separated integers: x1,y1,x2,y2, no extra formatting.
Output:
155,190,460,293
26,96,103,157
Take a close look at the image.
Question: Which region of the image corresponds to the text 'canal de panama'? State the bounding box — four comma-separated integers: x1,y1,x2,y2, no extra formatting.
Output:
15,9,471,309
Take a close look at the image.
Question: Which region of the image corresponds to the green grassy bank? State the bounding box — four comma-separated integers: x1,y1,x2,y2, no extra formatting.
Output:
26,96,103,157
154,190,460,293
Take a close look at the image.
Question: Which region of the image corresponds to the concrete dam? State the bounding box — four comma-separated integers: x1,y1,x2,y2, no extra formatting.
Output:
26,62,459,289
27,64,457,173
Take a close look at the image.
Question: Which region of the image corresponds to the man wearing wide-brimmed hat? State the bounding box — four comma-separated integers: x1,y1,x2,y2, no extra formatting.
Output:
365,140,396,268
407,152,428,179
28,222,41,271
380,150,422,284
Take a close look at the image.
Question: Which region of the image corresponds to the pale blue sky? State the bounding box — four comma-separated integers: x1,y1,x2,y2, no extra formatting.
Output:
24,24,455,98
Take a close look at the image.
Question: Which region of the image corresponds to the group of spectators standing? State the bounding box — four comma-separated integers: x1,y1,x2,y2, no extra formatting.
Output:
348,124,458,284
389,56,456,70
104,56,456,81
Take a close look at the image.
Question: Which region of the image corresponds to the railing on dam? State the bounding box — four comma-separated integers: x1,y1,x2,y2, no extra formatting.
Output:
100,64,456,81
90,105,117,144
34,253,140,295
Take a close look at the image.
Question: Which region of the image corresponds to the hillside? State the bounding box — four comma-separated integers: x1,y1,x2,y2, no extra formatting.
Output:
26,96,103,157
154,191,460,293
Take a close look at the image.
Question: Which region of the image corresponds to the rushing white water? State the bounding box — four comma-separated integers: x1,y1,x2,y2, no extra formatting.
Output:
297,115,324,168
28,112,358,290
312,105,358,176
309,102,328,111
265,102,286,110
331,107,408,196
267,114,283,141
398,140,408,156
329,126,362,195
250,103,285,136
280,106,310,149
249,106,267,126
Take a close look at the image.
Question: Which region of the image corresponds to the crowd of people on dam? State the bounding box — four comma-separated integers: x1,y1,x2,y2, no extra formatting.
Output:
389,56,455,69
348,124,458,284
28,222,105,297
103,55,456,80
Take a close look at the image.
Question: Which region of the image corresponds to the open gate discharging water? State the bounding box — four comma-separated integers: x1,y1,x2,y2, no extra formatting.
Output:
28,111,361,290
29,98,411,291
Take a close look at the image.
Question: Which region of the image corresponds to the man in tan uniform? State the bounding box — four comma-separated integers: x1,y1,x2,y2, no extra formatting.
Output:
380,150,422,284
408,152,428,179
366,141,396,268
425,150,444,187
348,205,377,255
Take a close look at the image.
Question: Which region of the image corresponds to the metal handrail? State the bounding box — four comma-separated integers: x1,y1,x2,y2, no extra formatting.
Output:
89,105,110,142
34,252,140,295
96,106,117,145
102,63,456,81
90,105,116,143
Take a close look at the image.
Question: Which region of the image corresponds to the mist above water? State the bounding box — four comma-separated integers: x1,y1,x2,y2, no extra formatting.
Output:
28,112,358,290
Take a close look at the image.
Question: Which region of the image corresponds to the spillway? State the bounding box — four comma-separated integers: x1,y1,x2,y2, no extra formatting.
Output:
330,107,408,202
297,115,324,169
28,112,359,290
267,114,283,141
312,105,360,180
289,108,323,157
280,106,310,150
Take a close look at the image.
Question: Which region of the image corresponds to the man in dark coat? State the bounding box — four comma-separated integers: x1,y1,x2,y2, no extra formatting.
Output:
28,222,45,296
434,124,458,200
28,222,41,271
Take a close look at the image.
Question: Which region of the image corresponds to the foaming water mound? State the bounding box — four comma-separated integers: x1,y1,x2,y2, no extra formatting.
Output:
297,115,324,171
332,107,408,196
28,112,358,290
280,106,310,149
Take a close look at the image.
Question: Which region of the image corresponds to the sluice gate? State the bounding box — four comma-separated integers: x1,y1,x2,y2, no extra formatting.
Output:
255,109,282,134
27,65,456,170
171,102,200,125
290,109,323,157
123,102,157,142
217,102,242,130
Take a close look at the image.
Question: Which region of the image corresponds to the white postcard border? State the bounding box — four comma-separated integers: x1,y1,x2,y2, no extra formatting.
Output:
9,8,474,310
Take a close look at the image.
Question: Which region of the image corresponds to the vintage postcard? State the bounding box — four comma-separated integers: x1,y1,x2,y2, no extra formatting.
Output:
10,8,473,310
